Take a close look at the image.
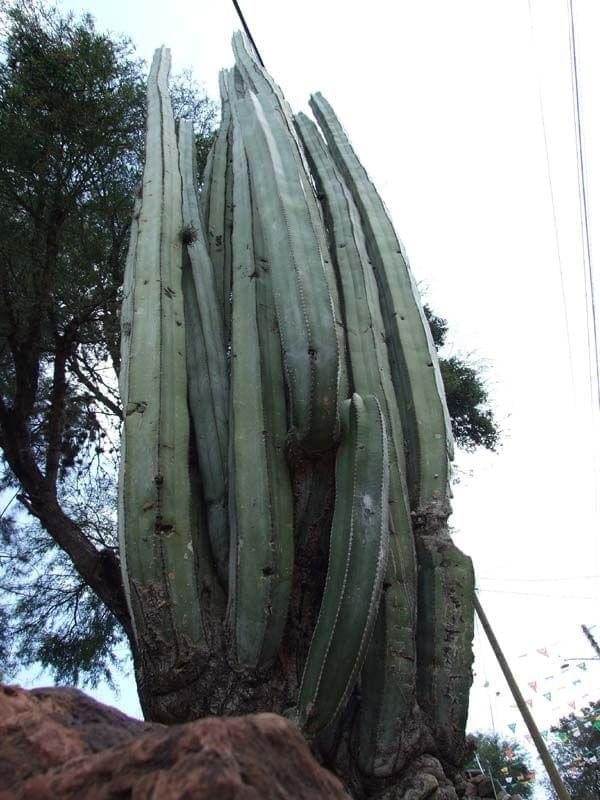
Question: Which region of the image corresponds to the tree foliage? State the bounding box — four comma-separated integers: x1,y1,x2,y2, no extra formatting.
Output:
0,1,496,689
467,731,535,797
543,700,600,800
0,0,216,686
424,305,500,452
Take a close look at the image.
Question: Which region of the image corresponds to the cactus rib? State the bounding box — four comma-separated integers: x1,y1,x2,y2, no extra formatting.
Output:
415,530,475,766
199,138,215,234
206,72,231,324
309,92,453,511
295,393,390,736
230,43,340,454
178,119,229,586
118,47,206,657
226,67,294,667
295,112,418,774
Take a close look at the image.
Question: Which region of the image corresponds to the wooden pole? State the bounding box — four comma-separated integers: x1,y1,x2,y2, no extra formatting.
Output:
474,594,570,800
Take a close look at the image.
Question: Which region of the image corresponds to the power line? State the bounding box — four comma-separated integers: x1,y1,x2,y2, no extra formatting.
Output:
231,1,265,67
567,0,600,411
480,575,600,582
478,588,599,601
526,0,576,393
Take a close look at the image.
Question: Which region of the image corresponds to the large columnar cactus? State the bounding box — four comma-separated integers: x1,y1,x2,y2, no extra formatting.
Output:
119,38,475,800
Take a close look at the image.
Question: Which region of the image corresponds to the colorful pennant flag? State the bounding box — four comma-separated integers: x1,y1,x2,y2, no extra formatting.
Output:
528,681,538,692
537,647,549,657
508,723,517,734
576,662,587,671
544,692,552,701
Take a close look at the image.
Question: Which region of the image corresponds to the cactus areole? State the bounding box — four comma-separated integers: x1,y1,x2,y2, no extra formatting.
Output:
118,38,475,800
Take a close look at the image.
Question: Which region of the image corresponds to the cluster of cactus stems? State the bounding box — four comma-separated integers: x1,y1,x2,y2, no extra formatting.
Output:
118,35,475,788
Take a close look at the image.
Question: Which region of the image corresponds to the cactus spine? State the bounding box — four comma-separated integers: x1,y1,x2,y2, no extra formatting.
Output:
119,35,475,797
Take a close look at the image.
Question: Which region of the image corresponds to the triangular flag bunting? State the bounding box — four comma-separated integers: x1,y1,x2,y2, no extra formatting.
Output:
508,723,517,734
544,692,552,701
528,681,538,692
537,647,549,657
525,734,533,744
576,662,587,671
526,698,533,707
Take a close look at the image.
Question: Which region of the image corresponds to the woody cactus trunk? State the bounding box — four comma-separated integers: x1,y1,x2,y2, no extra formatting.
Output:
118,37,475,799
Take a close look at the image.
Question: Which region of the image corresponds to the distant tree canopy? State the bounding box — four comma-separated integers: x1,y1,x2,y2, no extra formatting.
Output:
424,305,499,452
467,731,535,798
0,0,216,687
543,701,600,800
0,1,497,687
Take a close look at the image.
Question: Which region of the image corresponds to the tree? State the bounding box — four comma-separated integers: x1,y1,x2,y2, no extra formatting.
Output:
543,701,600,800
467,732,535,797
0,0,215,686
424,305,500,452
0,6,499,798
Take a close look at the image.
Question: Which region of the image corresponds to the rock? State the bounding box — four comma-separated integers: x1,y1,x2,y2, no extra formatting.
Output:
0,684,348,800
477,777,494,797
396,754,459,800
0,684,154,788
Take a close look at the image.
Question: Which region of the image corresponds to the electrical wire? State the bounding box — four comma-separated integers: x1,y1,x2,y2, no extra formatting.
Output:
526,0,575,394
231,0,265,67
478,588,599,601
480,575,600,582
567,0,600,412
0,490,18,522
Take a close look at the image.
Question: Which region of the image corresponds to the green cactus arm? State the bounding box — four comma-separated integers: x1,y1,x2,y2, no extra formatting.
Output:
309,92,453,512
117,192,141,637
205,71,231,323
231,32,318,200
226,67,294,667
231,34,349,412
118,47,207,657
198,139,216,230
228,70,340,454
415,532,475,767
199,138,215,233
178,119,230,586
295,112,419,774
294,393,390,736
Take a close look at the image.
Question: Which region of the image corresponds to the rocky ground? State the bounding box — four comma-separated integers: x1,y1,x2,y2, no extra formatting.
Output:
0,684,525,799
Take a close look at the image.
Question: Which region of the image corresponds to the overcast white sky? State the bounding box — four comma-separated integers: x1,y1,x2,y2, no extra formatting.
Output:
20,0,600,792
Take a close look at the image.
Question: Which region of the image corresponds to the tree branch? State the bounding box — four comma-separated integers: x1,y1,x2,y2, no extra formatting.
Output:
69,352,122,418
0,400,133,641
